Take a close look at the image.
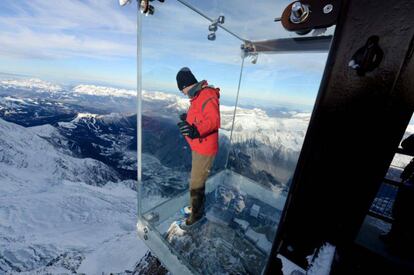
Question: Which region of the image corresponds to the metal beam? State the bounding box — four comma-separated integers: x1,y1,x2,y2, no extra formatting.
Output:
266,0,414,273
251,35,332,54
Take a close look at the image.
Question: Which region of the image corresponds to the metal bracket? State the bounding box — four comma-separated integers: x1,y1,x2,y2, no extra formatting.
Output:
241,42,258,64
281,1,341,35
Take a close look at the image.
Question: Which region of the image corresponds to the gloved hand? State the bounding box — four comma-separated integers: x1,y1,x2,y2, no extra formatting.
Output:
177,121,200,139
179,113,187,121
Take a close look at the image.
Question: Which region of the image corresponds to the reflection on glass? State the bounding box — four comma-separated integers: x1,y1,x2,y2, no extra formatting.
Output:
370,125,414,221
138,1,329,274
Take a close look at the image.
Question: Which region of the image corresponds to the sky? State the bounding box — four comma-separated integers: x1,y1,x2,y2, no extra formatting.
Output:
0,0,137,88
0,0,331,111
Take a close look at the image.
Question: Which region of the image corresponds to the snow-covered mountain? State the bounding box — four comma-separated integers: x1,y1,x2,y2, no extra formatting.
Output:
0,78,63,93
57,112,137,180
0,117,150,273
0,78,137,114
0,118,119,185
73,84,136,98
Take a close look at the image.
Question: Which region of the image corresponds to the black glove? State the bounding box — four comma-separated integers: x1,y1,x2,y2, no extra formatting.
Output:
177,121,200,139
179,113,187,121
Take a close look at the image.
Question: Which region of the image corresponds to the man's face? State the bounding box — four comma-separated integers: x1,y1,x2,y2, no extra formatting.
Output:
181,84,195,96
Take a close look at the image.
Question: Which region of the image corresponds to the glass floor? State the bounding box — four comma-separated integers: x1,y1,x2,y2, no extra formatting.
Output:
138,169,287,275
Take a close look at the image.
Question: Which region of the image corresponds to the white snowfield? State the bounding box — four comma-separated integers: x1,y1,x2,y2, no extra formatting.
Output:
73,84,136,98
220,106,310,153
0,78,63,93
0,118,147,273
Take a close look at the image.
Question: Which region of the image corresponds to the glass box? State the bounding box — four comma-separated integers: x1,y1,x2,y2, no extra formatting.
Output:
135,1,332,274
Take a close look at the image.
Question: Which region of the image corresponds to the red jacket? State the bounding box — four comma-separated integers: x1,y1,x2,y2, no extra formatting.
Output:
185,83,220,156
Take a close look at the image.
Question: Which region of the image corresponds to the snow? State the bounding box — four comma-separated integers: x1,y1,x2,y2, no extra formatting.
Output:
0,179,146,273
58,121,78,129
245,229,272,252
28,123,59,138
142,90,189,111
0,118,119,185
0,118,148,273
234,218,250,231
276,243,336,275
3,96,28,104
278,255,306,274
406,124,414,135
250,204,260,218
0,78,62,93
72,84,136,98
306,243,336,275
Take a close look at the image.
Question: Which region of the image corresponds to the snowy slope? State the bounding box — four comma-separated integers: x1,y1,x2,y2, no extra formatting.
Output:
0,179,147,274
0,118,119,186
0,118,149,273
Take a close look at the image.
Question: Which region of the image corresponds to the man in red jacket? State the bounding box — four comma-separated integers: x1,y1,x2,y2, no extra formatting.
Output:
176,67,220,228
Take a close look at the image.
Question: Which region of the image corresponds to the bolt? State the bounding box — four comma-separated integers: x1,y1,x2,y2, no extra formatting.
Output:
292,2,304,18
323,4,333,14
290,1,310,24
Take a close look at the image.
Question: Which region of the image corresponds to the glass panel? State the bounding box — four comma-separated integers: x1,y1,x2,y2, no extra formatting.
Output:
137,1,330,274
370,119,414,219
387,121,414,180
140,0,241,215
227,53,326,190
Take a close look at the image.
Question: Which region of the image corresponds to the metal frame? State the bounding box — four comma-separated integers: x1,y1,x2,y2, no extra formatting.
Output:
265,0,414,273
249,35,332,54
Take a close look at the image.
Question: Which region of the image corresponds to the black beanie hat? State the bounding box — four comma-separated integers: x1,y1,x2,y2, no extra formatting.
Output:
176,67,198,91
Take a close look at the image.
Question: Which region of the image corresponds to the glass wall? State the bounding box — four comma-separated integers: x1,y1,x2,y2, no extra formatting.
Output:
137,1,331,274
369,122,414,220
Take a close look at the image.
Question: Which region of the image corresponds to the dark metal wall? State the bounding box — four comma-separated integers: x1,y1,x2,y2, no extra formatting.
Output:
266,0,414,272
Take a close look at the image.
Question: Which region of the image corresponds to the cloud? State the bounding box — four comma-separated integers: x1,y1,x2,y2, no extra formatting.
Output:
0,0,136,60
